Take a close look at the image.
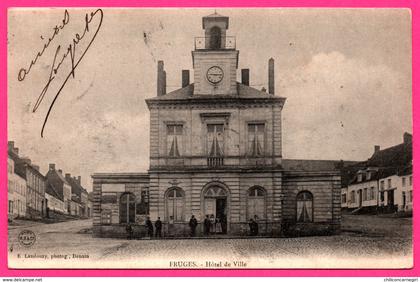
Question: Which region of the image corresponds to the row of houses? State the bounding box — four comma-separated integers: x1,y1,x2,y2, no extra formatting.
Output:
7,141,93,221
341,132,413,214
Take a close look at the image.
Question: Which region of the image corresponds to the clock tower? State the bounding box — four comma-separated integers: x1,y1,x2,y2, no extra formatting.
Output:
192,12,239,95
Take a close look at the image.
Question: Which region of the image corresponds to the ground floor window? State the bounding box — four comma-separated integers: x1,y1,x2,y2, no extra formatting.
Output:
341,194,347,204
247,186,265,220
166,187,184,222
120,192,136,224
370,187,375,200
8,200,13,214
296,191,313,223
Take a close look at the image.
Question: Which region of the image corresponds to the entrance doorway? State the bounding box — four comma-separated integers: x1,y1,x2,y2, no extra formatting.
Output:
203,185,229,234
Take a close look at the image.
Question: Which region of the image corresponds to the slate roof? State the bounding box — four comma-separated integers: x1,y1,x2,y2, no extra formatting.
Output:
46,183,64,201
282,159,358,172
146,83,285,102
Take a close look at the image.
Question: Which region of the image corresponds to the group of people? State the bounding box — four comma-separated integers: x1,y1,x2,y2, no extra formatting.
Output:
125,214,260,239
125,216,163,240
203,214,226,235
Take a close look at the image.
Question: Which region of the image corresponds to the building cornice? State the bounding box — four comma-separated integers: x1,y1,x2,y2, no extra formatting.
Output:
146,96,286,110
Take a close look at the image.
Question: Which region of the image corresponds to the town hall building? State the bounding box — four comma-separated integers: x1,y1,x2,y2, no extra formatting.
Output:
92,13,343,238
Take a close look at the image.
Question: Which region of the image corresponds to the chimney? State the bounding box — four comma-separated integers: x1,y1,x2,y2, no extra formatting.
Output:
268,58,275,95
241,69,249,86
404,132,412,144
32,165,40,171
58,169,62,175
7,141,19,155
163,71,167,95
374,145,380,154
65,173,71,178
182,70,190,88
49,163,55,170
8,141,14,151
157,60,165,96
77,176,81,185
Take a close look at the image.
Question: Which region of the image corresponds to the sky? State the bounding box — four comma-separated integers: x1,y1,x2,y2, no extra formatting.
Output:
8,8,412,191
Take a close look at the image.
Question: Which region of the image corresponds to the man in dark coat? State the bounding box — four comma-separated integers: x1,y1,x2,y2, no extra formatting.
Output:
146,216,154,238
252,219,259,236
155,217,162,238
126,223,133,240
248,219,254,236
189,215,198,237
203,215,211,236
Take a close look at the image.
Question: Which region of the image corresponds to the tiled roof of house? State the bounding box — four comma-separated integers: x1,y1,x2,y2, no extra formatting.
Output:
367,139,412,168
344,134,412,186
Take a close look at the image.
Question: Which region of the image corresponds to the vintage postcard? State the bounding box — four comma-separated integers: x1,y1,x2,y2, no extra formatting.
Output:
7,8,412,269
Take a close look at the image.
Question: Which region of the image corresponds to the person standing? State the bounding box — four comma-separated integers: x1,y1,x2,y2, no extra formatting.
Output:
249,218,255,236
146,216,154,238
203,215,211,236
253,215,259,236
189,215,198,237
126,223,133,240
254,220,259,236
155,217,162,238
215,217,222,234
210,214,215,234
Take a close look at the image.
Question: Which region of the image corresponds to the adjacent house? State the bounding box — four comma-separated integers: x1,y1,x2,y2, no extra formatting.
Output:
8,150,27,220
65,174,90,217
45,183,66,214
45,164,72,215
342,133,413,214
9,142,47,219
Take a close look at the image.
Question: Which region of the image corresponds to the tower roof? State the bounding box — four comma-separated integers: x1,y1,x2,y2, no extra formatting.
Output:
202,12,229,29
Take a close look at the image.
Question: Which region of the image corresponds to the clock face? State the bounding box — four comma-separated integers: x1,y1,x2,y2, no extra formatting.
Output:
206,66,224,84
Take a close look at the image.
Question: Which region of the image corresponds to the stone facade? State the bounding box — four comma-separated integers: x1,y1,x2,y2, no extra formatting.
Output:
92,13,342,238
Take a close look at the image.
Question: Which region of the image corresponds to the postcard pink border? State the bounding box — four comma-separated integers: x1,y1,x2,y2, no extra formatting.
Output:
0,0,418,277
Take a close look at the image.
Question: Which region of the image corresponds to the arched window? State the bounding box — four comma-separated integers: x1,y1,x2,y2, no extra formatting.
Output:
247,186,266,220
209,26,222,50
166,187,184,222
120,192,136,224
296,191,313,223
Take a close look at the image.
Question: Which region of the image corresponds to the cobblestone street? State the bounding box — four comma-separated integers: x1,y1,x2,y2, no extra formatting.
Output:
8,215,412,269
